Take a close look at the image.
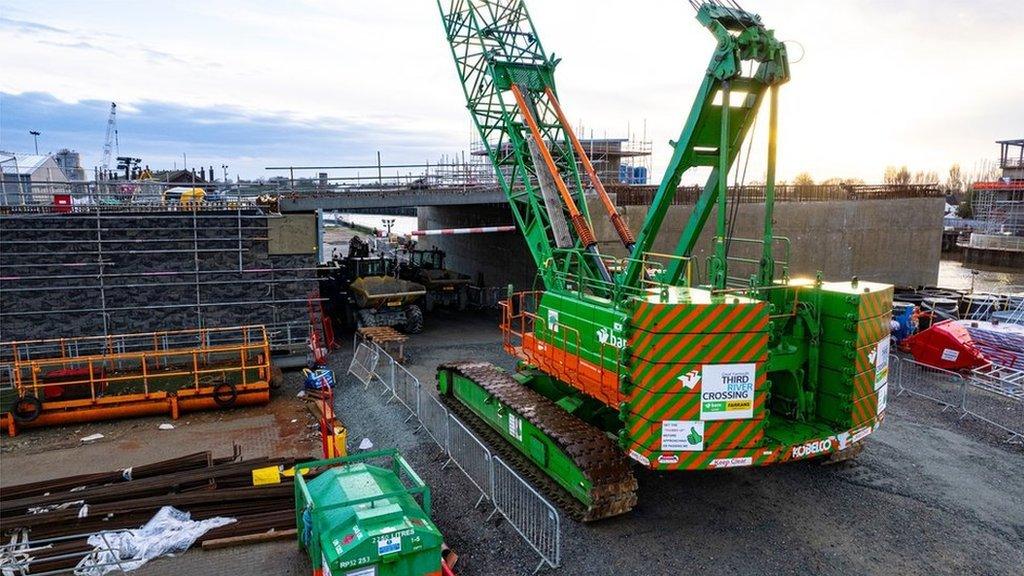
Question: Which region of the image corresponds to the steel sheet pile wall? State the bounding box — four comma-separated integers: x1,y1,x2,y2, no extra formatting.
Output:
0,209,317,351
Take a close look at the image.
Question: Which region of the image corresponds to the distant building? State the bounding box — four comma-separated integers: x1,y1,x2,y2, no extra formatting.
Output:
997,138,1024,181
52,149,86,181
0,152,70,205
963,139,1024,267
470,136,653,185
971,139,1024,234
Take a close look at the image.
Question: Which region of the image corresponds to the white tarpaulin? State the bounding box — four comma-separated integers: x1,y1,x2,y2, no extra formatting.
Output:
74,507,235,575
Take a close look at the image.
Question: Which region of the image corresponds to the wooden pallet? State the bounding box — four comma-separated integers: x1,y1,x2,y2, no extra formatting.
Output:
357,327,408,362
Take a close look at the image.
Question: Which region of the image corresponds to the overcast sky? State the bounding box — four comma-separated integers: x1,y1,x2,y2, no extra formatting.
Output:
1,0,1021,183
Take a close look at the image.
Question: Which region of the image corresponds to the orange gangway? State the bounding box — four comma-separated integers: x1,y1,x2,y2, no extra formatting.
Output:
1,325,274,436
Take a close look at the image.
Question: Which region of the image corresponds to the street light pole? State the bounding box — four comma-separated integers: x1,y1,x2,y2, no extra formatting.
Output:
29,131,40,154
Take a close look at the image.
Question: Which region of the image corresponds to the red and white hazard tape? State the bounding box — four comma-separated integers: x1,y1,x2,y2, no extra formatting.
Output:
410,225,516,236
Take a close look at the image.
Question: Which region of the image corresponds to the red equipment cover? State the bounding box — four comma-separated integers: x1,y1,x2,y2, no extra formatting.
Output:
902,320,987,371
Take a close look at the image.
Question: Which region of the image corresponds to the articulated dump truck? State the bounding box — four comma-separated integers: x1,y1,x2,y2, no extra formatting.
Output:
320,237,427,334
435,0,892,521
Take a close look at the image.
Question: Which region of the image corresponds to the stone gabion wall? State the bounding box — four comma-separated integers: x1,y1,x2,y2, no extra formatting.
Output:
0,210,317,349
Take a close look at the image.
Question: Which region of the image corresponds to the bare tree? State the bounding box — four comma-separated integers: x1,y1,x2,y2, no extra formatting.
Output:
793,172,814,186
884,165,911,186
820,177,865,186
947,163,963,194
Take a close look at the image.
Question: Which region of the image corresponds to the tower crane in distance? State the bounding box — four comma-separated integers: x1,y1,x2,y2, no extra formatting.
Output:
101,102,118,175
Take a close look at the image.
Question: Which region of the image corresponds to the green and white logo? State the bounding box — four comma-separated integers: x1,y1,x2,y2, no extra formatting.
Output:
596,326,626,349
546,309,559,332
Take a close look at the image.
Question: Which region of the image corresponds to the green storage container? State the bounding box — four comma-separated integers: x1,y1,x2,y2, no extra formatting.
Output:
295,450,444,576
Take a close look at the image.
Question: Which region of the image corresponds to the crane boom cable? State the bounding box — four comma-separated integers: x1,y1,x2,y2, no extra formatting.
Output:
542,86,636,252
508,84,612,283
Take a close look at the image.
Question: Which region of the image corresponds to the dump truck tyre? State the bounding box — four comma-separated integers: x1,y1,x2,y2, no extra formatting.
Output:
12,395,42,423
404,305,424,334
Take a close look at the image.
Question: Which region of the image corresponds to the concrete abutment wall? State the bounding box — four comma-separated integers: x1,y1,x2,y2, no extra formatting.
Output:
418,196,944,289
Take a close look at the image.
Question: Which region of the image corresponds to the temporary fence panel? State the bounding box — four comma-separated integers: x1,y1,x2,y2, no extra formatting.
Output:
894,355,965,410
489,455,561,574
965,366,1024,444
419,392,449,450
393,363,421,426
371,343,397,398
353,334,565,573
443,414,493,508
893,355,1023,444
346,342,378,387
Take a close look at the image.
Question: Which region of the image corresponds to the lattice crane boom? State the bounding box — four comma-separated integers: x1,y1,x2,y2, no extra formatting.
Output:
437,0,636,288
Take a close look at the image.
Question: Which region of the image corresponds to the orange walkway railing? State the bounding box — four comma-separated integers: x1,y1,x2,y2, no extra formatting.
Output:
1,325,273,435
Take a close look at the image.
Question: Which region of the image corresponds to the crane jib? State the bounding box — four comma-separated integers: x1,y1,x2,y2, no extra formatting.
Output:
438,0,788,294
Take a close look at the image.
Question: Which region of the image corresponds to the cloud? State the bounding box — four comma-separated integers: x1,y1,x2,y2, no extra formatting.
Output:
139,47,189,65
2,0,1021,184
0,13,213,70
0,15,67,34
0,91,457,177
37,39,116,55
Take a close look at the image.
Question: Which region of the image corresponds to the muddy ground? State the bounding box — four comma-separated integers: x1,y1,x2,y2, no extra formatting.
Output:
2,311,1021,575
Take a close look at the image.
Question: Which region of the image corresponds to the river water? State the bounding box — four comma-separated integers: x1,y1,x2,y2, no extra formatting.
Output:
936,259,1024,294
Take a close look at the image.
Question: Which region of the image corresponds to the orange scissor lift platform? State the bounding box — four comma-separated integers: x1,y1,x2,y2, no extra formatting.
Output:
0,325,274,436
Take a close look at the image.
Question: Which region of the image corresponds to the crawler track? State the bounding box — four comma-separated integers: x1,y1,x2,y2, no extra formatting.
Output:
438,361,637,522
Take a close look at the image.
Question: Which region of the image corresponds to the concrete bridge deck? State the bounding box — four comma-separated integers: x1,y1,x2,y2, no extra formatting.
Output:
278,185,504,212
278,183,941,213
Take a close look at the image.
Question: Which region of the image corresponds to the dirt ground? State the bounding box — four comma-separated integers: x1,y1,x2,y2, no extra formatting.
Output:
2,311,1022,576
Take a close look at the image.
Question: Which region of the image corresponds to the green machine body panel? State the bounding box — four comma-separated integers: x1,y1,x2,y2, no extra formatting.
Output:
295,451,443,576
437,367,595,506
533,291,629,373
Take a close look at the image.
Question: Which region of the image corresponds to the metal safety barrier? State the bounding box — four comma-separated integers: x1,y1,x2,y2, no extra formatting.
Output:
893,355,964,410
443,414,493,508
965,366,1024,444
489,455,561,573
393,363,421,427
350,333,563,572
892,354,1023,444
419,392,449,450
346,342,378,387
371,344,397,398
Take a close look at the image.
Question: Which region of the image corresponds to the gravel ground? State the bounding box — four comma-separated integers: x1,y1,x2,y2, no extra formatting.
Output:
2,311,1022,576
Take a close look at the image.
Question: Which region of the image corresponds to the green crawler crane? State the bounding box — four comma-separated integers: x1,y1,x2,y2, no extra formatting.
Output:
435,0,893,521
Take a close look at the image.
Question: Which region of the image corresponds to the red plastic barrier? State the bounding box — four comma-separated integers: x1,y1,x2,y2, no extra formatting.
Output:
903,320,987,371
